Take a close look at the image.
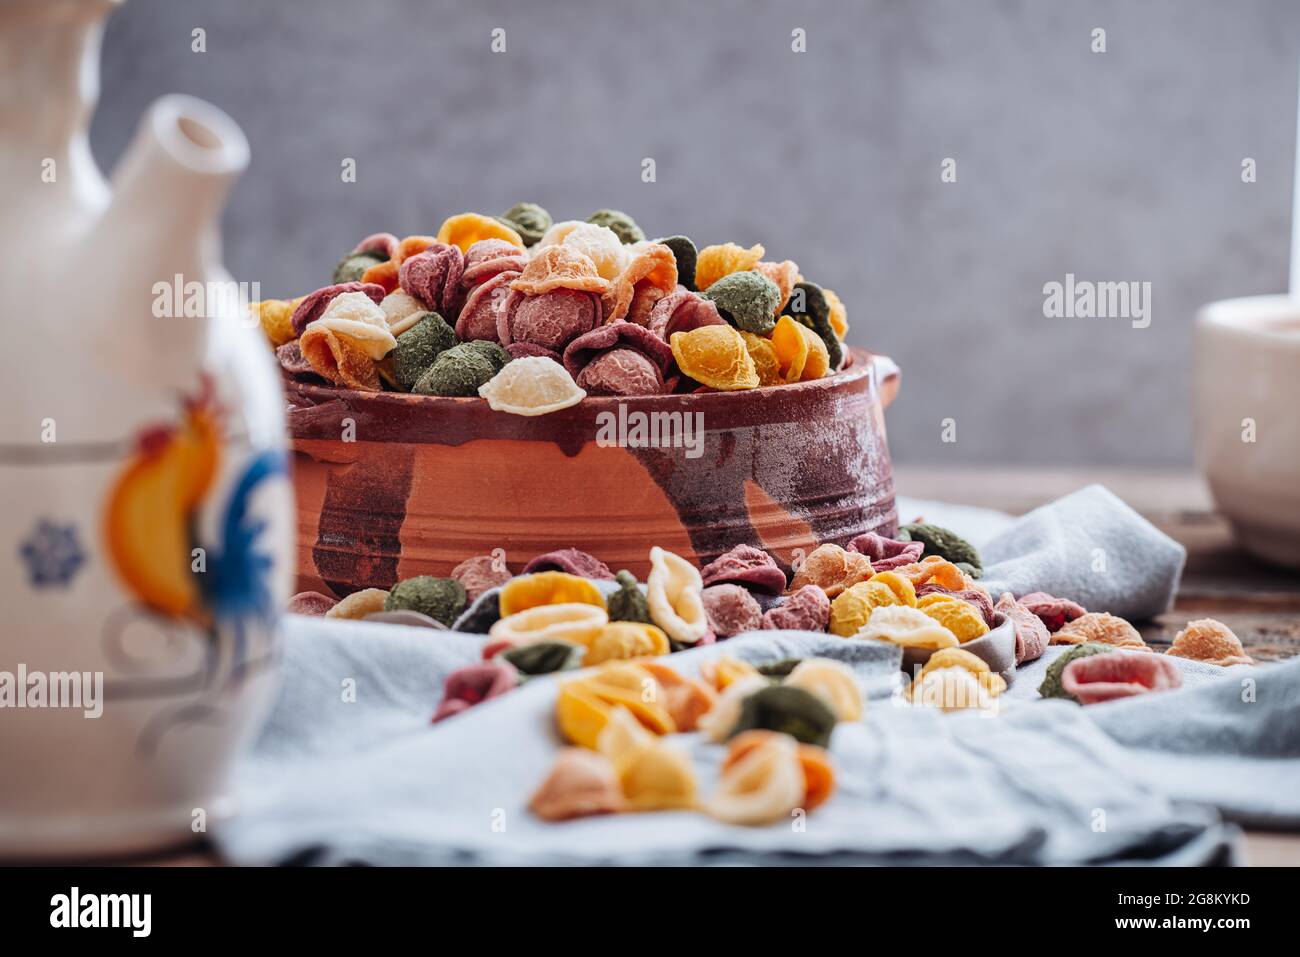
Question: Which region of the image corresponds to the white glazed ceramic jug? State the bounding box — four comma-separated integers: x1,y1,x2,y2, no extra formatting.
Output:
0,0,292,856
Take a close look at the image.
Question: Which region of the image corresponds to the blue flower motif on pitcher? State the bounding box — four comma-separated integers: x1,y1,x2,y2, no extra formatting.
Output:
19,519,86,588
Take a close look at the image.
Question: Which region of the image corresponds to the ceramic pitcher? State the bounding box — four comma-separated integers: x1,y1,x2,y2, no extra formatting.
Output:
0,0,292,856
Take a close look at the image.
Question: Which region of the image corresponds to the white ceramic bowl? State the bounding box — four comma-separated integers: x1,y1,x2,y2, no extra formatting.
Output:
1194,295,1300,567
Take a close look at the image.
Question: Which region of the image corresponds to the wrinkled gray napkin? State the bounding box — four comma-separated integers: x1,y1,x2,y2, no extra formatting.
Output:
975,484,1185,620
1087,658,1300,829
216,625,1246,866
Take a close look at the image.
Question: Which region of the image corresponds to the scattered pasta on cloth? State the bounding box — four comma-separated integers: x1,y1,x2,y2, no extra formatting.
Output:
282,517,1257,830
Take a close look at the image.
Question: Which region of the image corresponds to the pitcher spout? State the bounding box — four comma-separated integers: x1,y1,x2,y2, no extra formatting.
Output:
96,94,249,277
85,95,251,387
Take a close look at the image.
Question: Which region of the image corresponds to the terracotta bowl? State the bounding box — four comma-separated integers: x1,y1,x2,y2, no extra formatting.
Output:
285,348,901,597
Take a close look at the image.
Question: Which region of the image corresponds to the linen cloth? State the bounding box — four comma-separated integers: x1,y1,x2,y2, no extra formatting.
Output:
214,487,1290,866
903,484,1185,621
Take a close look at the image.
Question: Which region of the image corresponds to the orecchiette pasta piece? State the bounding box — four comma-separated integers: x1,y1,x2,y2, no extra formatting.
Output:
646,546,710,646
489,602,608,649
528,748,624,821
706,730,805,826
854,604,958,650
783,658,863,721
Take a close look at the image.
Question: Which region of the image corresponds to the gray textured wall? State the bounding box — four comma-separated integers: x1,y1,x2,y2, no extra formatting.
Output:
91,0,1300,466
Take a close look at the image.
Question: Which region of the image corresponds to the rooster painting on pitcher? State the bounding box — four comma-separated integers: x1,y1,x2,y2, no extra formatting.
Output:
103,377,288,749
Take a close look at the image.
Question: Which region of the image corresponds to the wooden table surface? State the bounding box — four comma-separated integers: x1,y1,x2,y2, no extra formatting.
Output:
113,468,1300,867
896,466,1300,866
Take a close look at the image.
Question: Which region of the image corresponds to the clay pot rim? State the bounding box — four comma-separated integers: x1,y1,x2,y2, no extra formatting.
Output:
288,346,888,414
